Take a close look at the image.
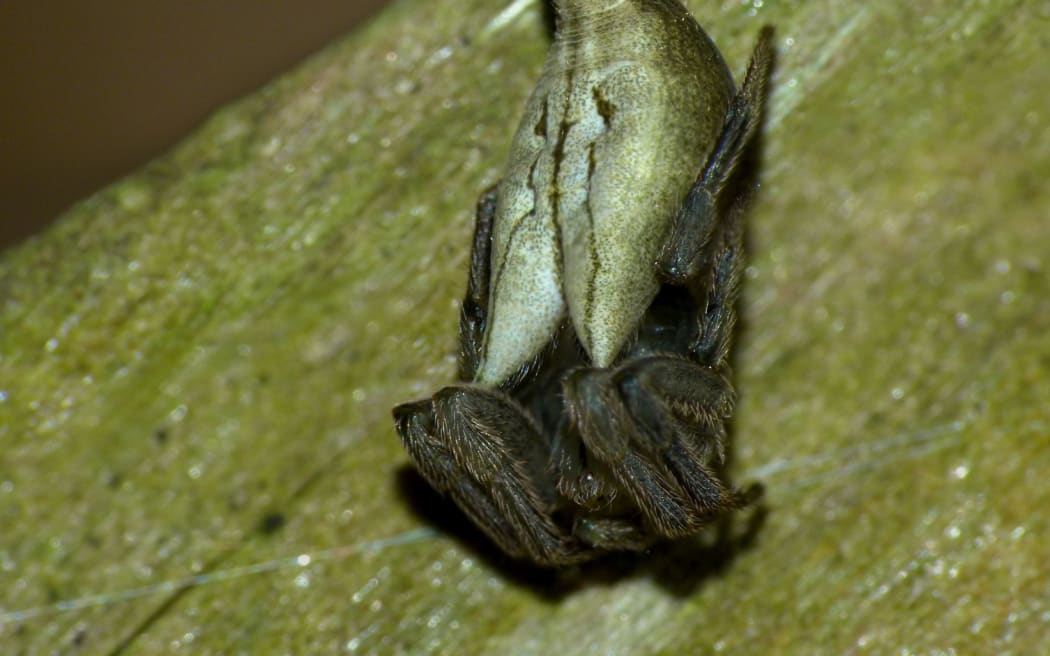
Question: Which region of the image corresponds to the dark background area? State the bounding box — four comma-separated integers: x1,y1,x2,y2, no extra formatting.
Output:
0,0,390,251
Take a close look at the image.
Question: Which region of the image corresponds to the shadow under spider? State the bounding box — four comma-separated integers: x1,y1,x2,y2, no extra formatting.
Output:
395,466,768,600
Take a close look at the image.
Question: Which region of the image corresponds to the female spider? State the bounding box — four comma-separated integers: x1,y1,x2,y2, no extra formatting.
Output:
394,0,773,566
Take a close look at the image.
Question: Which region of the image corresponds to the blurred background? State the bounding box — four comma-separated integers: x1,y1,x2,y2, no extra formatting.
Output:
0,0,390,251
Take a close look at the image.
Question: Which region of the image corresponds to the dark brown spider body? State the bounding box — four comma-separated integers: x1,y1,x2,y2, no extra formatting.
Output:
393,0,774,566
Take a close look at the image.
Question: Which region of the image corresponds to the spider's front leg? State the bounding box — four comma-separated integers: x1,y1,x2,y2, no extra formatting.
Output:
658,26,773,286
394,386,580,565
564,355,757,545
394,188,583,566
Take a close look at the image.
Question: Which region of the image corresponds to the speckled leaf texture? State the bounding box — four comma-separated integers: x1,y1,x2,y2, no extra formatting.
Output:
1,0,1047,654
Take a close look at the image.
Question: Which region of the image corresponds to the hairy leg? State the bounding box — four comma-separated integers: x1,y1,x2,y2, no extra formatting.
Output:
657,26,773,285
458,185,499,381
394,385,585,565
690,192,746,367
563,356,757,546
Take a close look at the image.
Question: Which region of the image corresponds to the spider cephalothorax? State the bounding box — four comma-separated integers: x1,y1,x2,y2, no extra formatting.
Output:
394,0,773,566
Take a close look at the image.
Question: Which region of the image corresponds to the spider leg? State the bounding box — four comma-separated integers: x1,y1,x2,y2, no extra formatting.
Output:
615,356,756,508
572,516,653,553
657,26,773,285
690,193,746,366
563,368,694,539
458,185,500,381
394,385,586,566
564,356,758,545
549,413,619,509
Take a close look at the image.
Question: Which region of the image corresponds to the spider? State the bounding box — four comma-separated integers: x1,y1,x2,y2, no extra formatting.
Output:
394,0,774,566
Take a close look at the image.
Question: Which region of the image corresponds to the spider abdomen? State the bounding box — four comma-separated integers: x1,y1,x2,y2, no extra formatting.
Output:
475,0,736,385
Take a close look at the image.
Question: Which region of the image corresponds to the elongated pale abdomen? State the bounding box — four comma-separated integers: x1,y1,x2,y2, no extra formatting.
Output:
475,0,735,386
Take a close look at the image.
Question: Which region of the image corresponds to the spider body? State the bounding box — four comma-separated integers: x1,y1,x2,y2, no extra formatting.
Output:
394,0,773,565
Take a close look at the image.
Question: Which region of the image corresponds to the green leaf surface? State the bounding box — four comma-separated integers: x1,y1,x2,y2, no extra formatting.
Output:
2,0,1048,653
